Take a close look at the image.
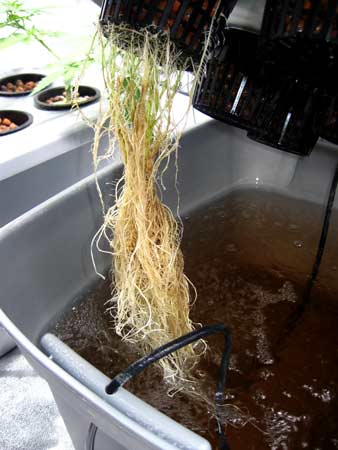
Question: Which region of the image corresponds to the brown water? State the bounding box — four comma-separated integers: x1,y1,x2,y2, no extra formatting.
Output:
52,189,338,450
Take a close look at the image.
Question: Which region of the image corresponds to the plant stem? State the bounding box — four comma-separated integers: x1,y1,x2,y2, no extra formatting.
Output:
31,31,60,60
15,22,60,60
64,84,72,103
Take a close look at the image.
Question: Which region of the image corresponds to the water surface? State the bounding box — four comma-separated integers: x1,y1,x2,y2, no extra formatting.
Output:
53,189,338,449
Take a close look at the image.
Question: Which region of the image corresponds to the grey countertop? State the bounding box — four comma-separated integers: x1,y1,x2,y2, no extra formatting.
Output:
0,348,74,450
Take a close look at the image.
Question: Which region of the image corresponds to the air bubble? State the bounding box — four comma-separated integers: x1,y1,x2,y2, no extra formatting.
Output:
254,389,267,401
225,243,238,253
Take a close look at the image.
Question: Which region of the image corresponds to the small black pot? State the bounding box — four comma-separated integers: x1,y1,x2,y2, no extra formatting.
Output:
34,86,101,111
0,110,33,136
0,73,46,97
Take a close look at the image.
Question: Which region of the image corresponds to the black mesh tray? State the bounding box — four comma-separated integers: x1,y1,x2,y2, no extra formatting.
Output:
99,0,237,61
193,29,264,131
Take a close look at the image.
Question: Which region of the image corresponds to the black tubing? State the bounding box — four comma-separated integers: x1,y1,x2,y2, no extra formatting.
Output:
306,163,338,293
106,323,232,450
105,323,231,394
281,162,338,339
85,423,98,450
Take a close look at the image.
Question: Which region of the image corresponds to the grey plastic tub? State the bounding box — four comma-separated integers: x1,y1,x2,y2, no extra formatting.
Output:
0,100,109,229
0,102,108,354
0,120,338,450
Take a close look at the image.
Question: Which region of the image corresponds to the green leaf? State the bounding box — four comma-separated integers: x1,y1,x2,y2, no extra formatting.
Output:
0,31,28,48
0,0,56,55
30,69,63,95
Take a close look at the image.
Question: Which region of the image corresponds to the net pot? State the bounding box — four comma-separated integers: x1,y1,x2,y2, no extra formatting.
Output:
99,0,238,62
320,43,338,144
326,43,338,93
257,0,337,84
247,79,326,156
0,110,33,136
0,73,47,97
34,86,101,111
256,37,331,87
320,95,338,145
261,0,338,45
0,109,33,137
193,28,265,131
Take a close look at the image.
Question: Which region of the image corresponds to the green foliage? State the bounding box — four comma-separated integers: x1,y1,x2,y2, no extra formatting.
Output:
32,55,95,102
0,0,43,27
0,31,29,49
1,0,97,101
0,0,60,58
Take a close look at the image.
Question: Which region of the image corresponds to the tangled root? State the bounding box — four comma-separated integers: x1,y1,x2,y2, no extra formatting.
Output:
91,25,206,381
